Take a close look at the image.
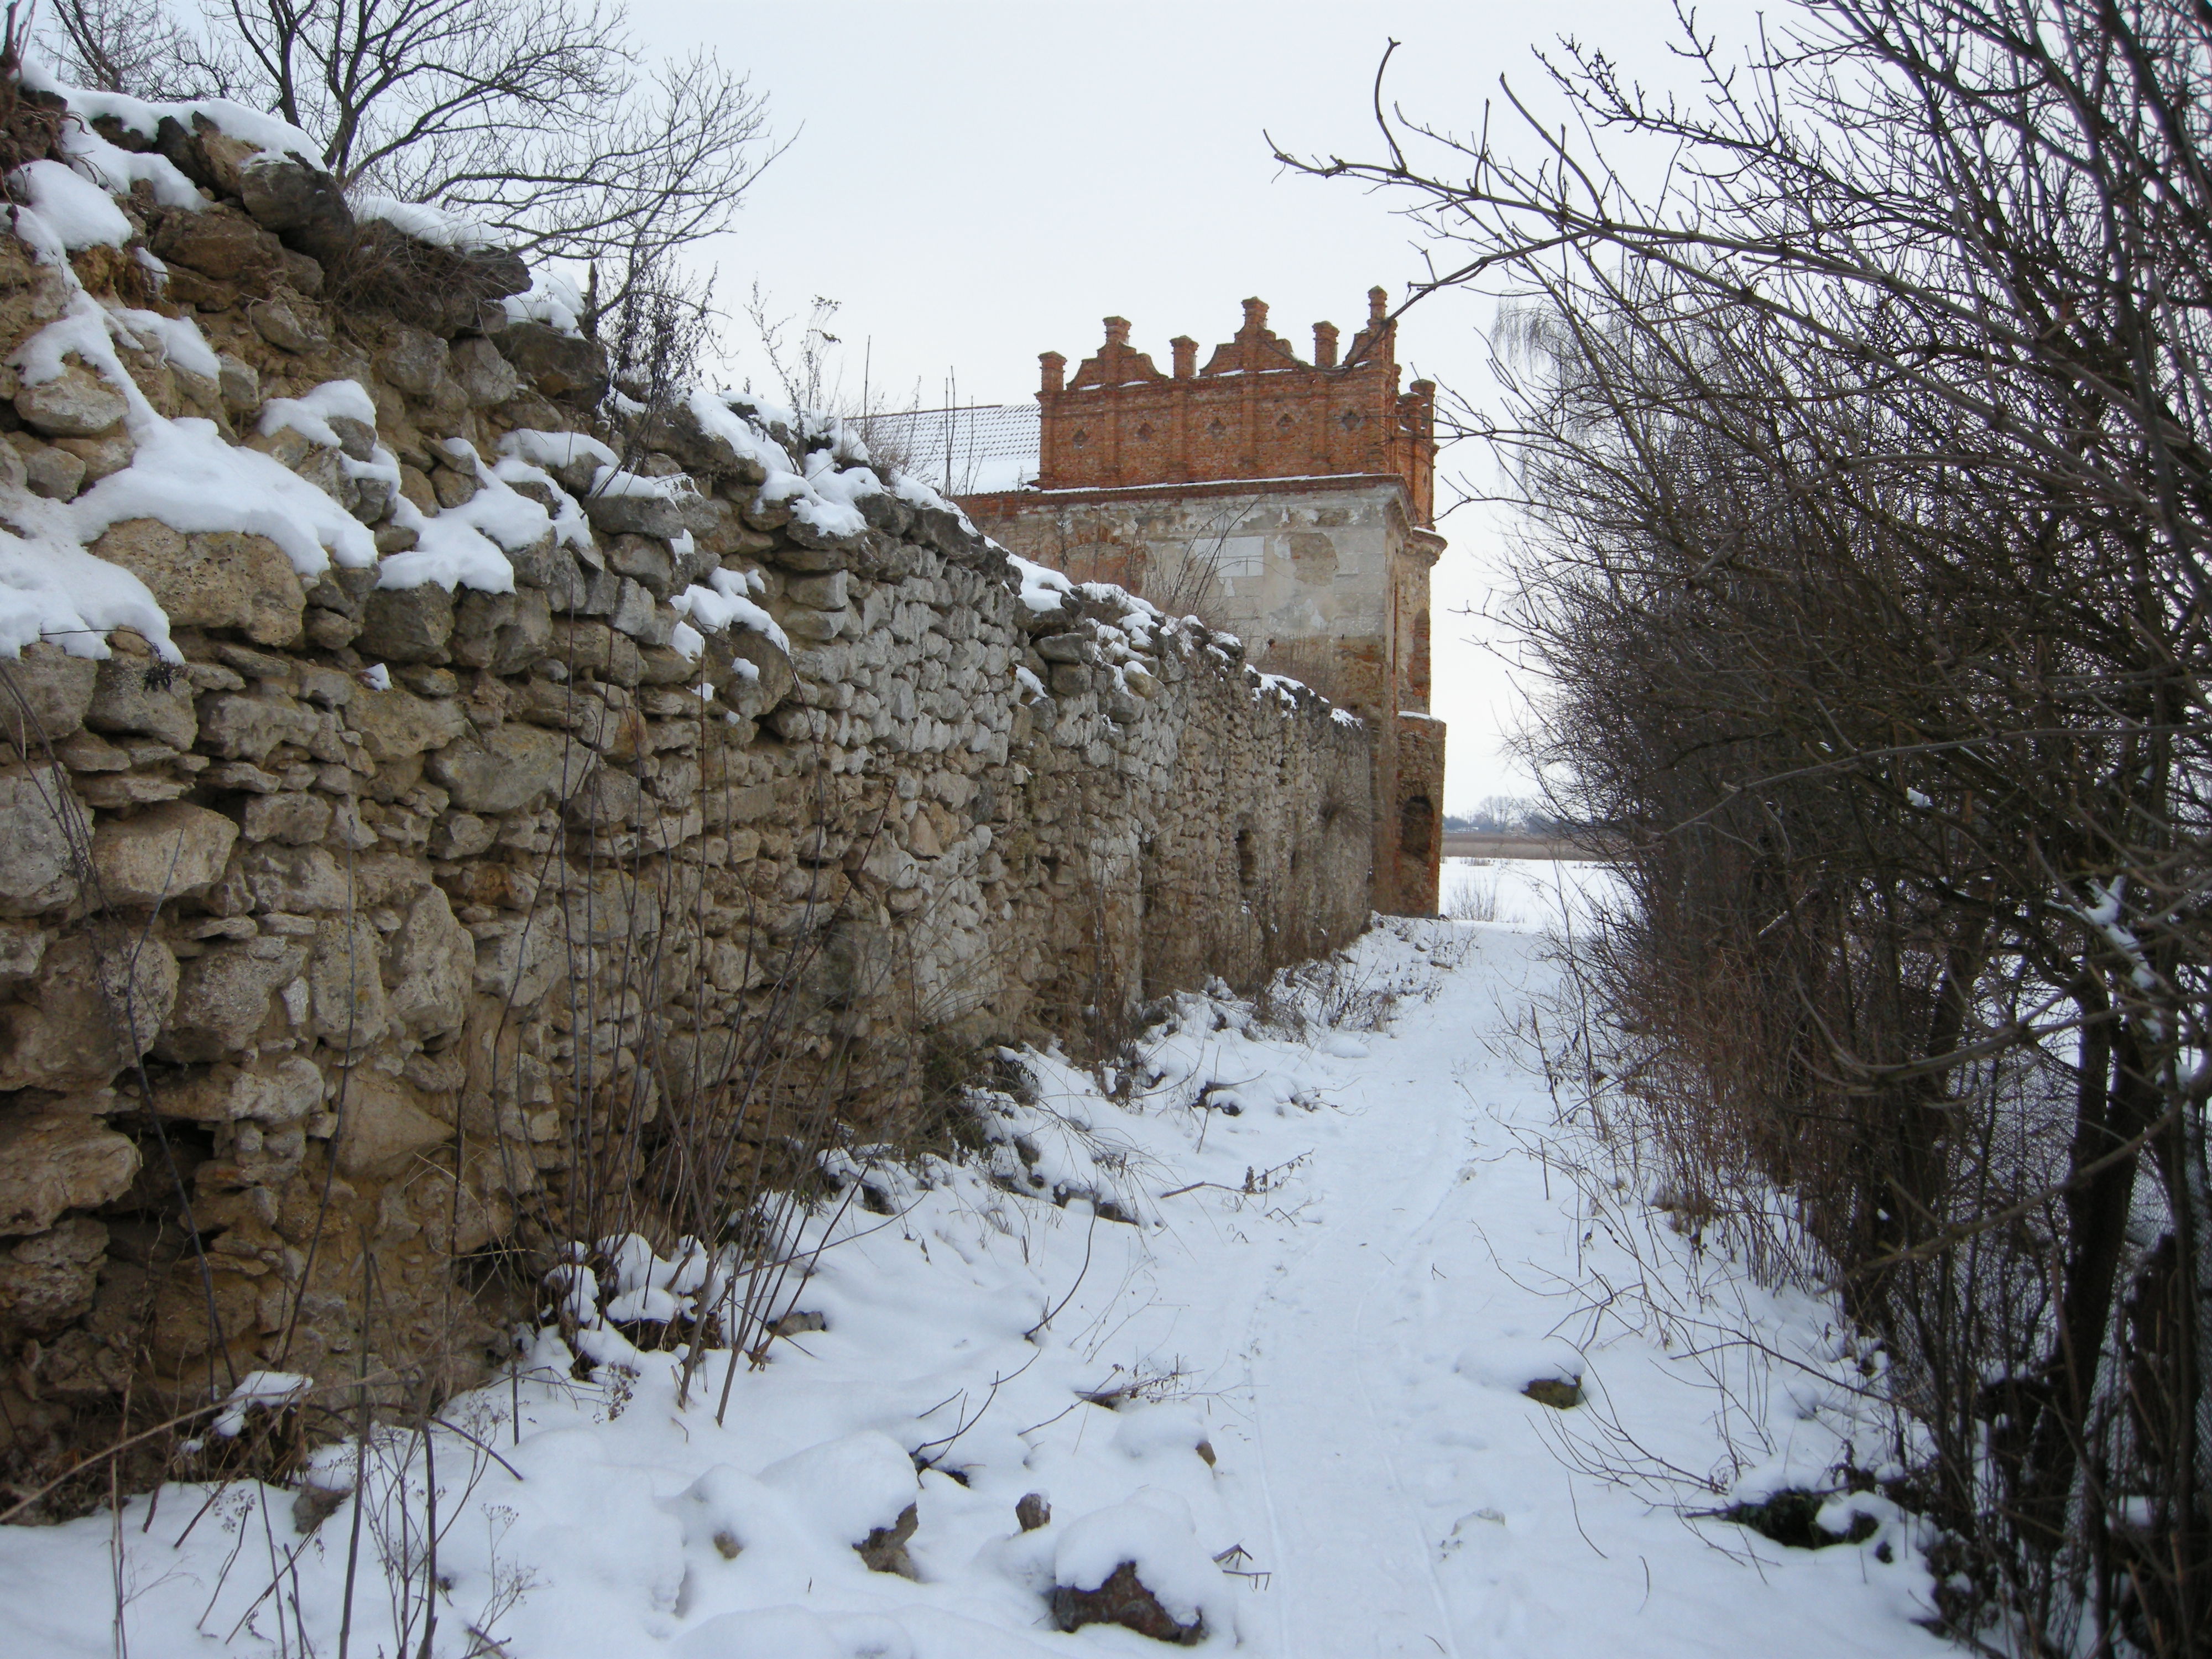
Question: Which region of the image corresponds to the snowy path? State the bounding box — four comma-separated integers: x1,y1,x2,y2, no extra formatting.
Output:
1237,1031,1475,1659
1070,909,1952,1659
0,906,1959,1658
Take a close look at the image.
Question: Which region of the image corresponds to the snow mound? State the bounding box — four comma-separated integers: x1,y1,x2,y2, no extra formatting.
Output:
352,192,496,250
14,159,130,249
759,1431,919,1546
1053,1491,1232,1631
1453,1333,1585,1394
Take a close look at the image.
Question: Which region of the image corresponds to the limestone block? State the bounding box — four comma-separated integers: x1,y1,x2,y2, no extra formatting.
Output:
237,153,354,261
0,1217,109,1333
397,463,437,516
660,1027,744,1092
473,917,565,1006
509,536,587,607
151,209,278,283
0,1109,138,1235
310,914,390,1049
347,683,467,763
635,643,695,687
0,930,179,1090
548,618,642,683
729,629,795,712
11,431,85,498
197,690,318,760
431,465,477,509
1034,633,1091,663
335,1070,450,1177
649,755,701,808
34,1324,131,1399
217,353,260,419
785,570,849,610
377,326,450,398
358,583,455,663
0,643,98,748
0,765,82,914
383,885,472,1041
419,375,471,436
241,790,332,844
562,763,647,830
296,664,357,709
584,487,687,540
56,429,135,483
157,1055,322,1125
609,577,672,646
324,414,376,466
495,321,609,406
241,843,350,913
607,533,675,596
85,653,197,748
429,811,496,859
149,1263,257,1366
782,608,846,643
0,920,45,980
91,802,240,905
250,296,329,354
674,520,724,584
451,586,552,675
91,523,304,645
448,337,522,405
426,721,574,814
16,364,126,436
154,938,309,1062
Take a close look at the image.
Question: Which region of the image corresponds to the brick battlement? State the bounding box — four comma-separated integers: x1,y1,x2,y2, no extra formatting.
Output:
1036,289,1437,526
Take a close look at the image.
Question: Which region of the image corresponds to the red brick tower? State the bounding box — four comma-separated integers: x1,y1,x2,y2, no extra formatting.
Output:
965,290,1447,916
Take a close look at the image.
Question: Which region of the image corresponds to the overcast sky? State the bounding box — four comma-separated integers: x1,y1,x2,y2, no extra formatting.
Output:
634,1,1781,809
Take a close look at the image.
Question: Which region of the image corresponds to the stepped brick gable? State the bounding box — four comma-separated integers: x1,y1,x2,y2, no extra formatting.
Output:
1036,290,1437,526
965,290,1447,914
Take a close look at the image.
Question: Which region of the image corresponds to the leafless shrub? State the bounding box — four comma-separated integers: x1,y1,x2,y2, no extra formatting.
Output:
1280,3,2212,1647
1443,863,1518,925
735,283,931,478
1142,497,1260,635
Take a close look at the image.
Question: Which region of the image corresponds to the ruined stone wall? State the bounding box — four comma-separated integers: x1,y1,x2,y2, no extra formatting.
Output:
964,478,1446,915
0,108,1373,1478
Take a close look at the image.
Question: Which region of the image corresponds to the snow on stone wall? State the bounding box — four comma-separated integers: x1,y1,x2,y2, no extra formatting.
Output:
0,82,1374,1460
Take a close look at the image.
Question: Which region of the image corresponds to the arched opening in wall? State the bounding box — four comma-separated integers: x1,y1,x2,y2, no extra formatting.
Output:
1399,795,1435,860
1410,608,1431,707
1235,824,1256,891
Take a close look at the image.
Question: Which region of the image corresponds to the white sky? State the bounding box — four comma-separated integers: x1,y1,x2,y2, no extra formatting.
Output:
634,1,1780,810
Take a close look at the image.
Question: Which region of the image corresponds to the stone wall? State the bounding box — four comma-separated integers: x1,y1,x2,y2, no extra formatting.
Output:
965,477,1444,915
0,106,1374,1479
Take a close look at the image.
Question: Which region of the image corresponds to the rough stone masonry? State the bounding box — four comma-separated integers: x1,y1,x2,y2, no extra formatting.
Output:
0,93,1375,1481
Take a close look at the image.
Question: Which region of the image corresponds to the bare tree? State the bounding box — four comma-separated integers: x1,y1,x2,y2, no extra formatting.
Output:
39,0,205,98
1276,4,2212,1651
40,0,781,325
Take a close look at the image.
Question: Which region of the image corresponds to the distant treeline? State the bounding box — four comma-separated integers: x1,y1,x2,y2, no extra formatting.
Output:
1441,796,1565,837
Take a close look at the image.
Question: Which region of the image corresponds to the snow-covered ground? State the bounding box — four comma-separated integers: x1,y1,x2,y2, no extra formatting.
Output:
1437,854,1618,931
0,894,1955,1656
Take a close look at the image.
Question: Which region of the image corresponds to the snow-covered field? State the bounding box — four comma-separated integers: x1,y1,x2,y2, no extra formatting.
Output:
1437,854,1619,931
0,897,1954,1657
